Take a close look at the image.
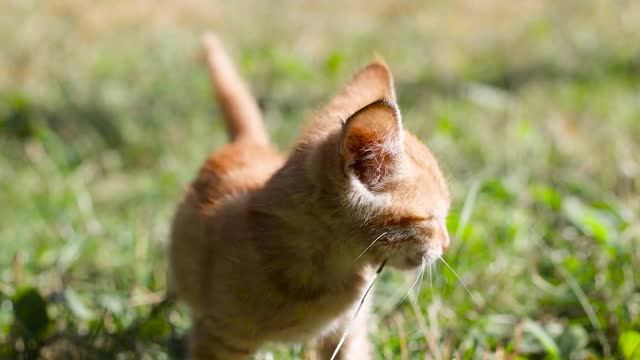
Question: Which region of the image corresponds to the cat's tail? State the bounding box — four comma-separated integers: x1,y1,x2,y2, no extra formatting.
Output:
202,32,269,144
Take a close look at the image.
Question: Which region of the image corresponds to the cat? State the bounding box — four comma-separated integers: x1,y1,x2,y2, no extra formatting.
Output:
169,32,451,359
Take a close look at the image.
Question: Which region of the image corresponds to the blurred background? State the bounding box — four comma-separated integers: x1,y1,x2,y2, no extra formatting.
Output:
1,0,639,359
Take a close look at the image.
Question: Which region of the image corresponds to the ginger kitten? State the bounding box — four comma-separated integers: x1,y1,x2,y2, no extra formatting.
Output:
169,33,451,359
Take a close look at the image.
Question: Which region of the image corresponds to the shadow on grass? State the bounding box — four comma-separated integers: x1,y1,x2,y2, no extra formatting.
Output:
1,91,123,149
2,291,186,360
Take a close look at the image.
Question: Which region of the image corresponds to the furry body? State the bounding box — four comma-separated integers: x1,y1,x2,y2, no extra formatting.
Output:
169,33,450,359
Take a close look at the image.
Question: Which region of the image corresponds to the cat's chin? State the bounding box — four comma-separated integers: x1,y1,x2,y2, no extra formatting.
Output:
387,255,425,271
386,248,440,270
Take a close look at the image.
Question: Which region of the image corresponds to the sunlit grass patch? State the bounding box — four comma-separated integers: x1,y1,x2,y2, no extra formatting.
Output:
1,0,639,358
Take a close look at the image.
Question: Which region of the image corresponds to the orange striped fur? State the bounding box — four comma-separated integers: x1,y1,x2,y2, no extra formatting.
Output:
169,32,450,359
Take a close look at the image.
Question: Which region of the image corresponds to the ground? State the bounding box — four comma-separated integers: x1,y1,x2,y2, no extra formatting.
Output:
1,0,639,359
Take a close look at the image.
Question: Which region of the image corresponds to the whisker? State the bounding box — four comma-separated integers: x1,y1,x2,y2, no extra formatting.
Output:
353,231,388,263
438,256,478,303
331,259,387,360
428,262,433,290
415,259,426,299
397,260,426,306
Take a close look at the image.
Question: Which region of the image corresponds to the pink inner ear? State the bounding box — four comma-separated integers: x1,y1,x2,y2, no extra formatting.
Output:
341,101,402,190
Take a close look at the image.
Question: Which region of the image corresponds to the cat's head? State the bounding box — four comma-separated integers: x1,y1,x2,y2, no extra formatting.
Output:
306,62,450,270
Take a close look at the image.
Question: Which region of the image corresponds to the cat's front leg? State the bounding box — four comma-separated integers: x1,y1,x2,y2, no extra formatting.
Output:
314,304,372,360
189,318,258,360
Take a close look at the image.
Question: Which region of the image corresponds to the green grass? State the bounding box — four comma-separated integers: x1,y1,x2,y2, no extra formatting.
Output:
1,0,640,358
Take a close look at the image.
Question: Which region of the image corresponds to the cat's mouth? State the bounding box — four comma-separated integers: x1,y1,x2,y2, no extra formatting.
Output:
404,253,424,267
387,245,441,270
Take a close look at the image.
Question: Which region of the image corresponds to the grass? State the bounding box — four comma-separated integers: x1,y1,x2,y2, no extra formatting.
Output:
1,0,639,358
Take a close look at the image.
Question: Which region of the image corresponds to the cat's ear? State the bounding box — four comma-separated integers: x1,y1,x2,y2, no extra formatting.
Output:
340,100,403,190
326,60,396,119
340,60,396,102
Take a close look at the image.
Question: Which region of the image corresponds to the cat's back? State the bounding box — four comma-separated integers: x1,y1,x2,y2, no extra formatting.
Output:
190,141,284,211
169,141,283,305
